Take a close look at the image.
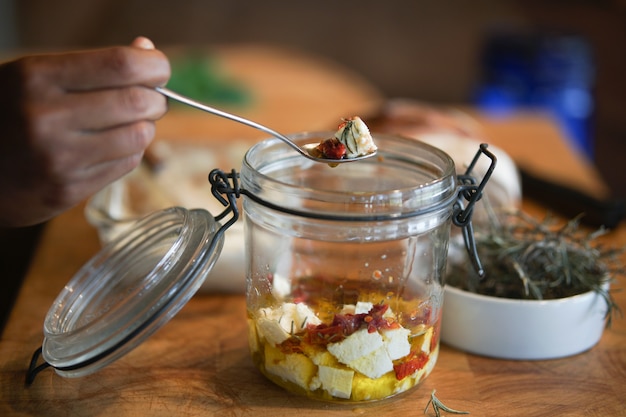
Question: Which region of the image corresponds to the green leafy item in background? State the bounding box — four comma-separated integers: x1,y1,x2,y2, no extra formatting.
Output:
166,53,250,107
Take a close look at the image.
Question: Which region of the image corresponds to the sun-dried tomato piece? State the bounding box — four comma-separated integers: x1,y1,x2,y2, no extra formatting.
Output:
305,323,346,346
278,337,304,354
364,303,400,333
317,138,347,159
393,351,429,380
304,303,400,346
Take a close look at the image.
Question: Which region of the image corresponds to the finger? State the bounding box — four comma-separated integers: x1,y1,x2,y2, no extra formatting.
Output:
31,118,154,186
62,86,167,131
76,121,156,167
131,36,155,50
79,150,145,191
43,149,145,216
39,45,170,91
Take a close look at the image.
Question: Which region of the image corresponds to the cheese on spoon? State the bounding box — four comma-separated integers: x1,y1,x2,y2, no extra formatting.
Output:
314,116,377,160
335,116,378,158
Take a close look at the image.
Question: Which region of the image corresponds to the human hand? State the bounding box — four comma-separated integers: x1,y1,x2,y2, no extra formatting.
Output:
0,37,170,227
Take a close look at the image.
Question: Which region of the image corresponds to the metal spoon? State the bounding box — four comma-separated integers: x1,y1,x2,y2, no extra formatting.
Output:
156,87,377,164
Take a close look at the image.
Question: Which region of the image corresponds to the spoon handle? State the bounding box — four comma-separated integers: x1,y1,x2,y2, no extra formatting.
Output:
156,87,305,156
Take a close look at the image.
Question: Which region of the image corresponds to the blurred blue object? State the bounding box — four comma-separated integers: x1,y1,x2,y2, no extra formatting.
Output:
474,31,595,158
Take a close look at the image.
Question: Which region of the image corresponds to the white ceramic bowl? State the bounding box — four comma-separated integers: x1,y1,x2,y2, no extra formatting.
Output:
441,285,609,360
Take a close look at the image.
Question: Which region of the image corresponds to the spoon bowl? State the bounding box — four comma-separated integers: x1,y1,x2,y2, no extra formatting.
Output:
156,87,377,164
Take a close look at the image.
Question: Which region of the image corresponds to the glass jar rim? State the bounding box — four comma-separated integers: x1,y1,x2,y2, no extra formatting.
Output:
240,132,458,221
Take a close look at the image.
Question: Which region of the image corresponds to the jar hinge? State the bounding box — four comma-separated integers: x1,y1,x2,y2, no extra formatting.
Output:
208,168,241,232
453,143,497,278
25,347,49,385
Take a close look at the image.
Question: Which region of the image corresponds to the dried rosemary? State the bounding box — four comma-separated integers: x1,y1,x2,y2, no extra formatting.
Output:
424,390,469,417
447,210,623,326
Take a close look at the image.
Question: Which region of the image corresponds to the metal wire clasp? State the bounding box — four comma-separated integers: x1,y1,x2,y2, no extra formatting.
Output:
453,143,497,277
208,168,241,232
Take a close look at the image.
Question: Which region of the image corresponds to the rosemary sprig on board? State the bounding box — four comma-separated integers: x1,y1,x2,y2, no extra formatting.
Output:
447,210,623,326
424,390,469,417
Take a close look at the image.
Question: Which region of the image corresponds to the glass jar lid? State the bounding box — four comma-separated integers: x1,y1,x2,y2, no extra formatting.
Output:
38,207,224,378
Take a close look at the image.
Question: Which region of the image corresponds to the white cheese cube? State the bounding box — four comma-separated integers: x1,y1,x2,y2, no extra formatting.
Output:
309,375,322,391
275,303,299,333
340,304,356,314
334,116,377,158
317,365,355,399
354,301,374,314
264,347,317,390
354,301,396,320
381,327,411,360
256,302,322,346
348,345,393,379
383,306,396,320
310,350,337,367
295,302,322,328
420,327,434,354
271,272,291,299
327,328,383,364
274,302,321,332
424,344,439,375
256,317,290,346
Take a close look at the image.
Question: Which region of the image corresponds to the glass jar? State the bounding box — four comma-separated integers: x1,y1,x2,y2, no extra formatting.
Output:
26,131,491,391
240,132,462,402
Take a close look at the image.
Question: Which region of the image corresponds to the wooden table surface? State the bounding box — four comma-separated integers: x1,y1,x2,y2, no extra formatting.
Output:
1,44,625,417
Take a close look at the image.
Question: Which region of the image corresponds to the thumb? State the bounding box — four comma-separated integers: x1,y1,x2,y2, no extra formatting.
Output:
131,36,155,50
